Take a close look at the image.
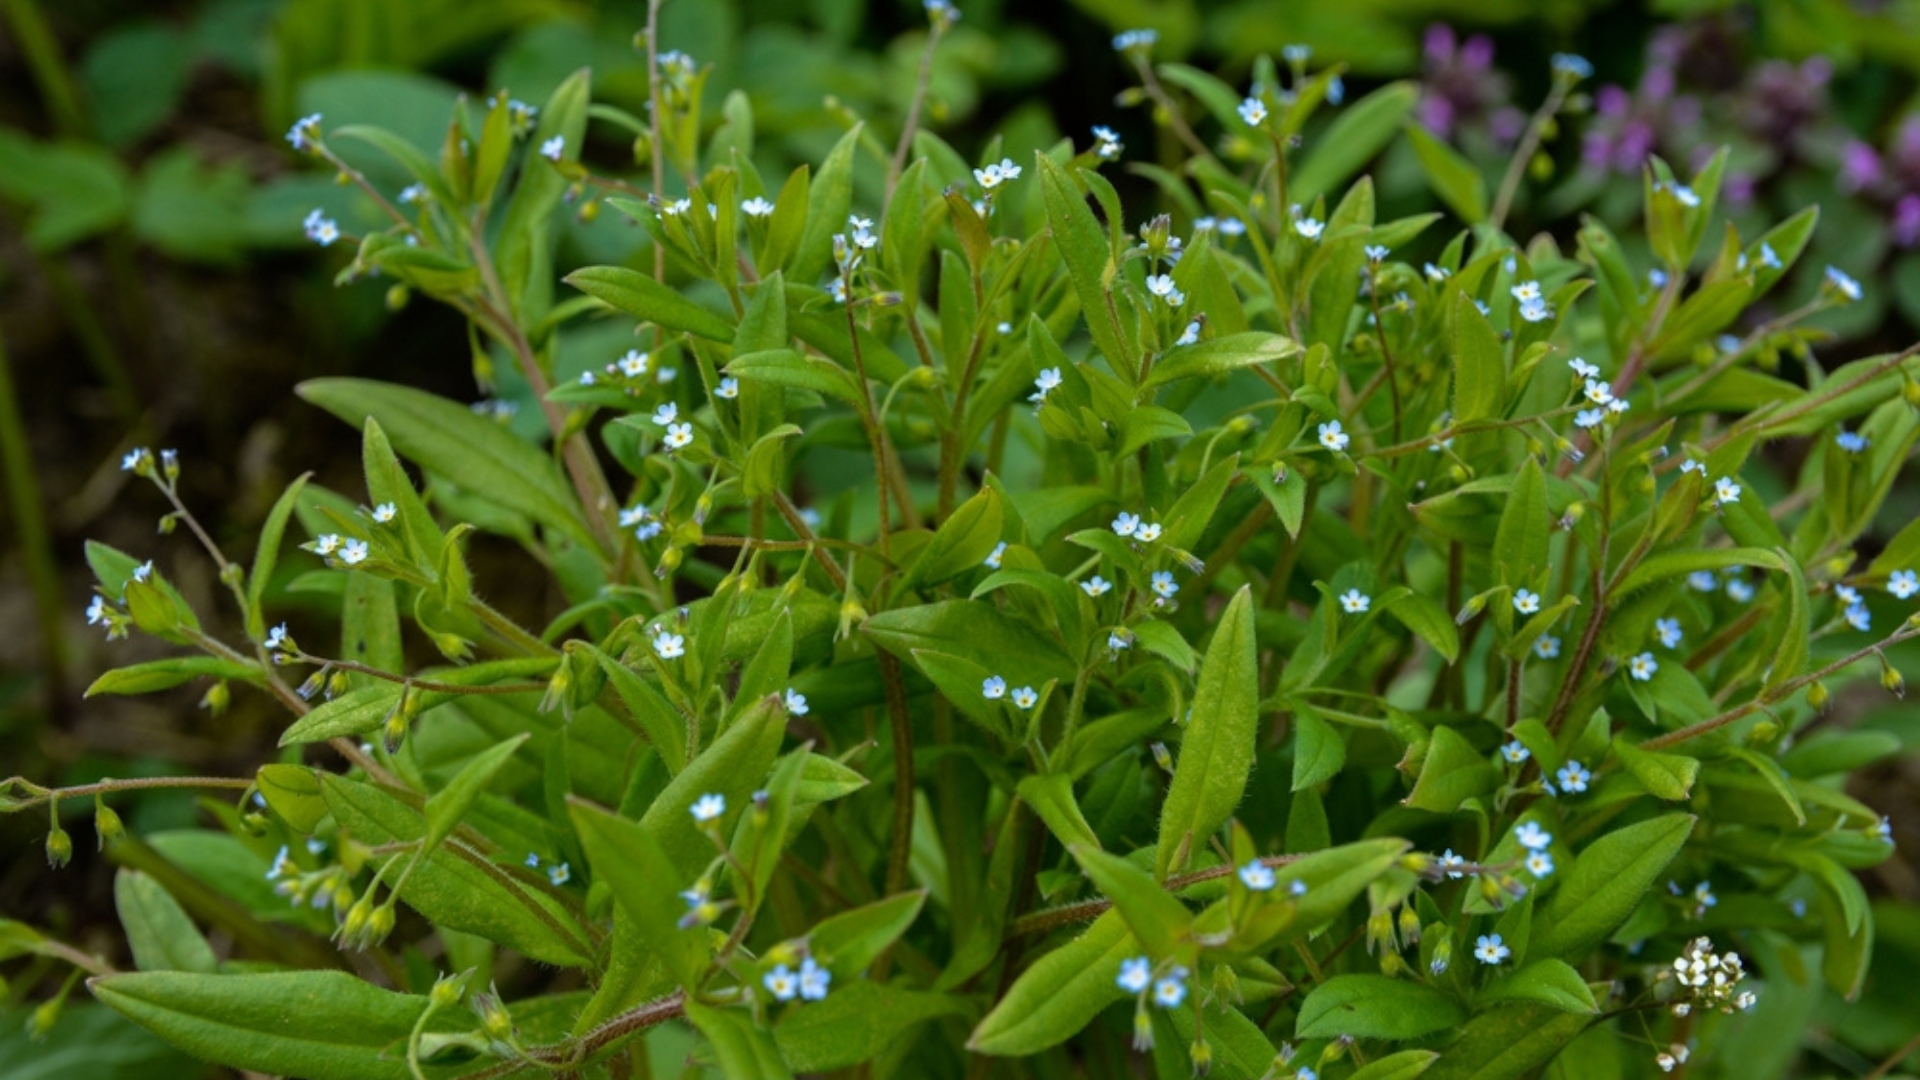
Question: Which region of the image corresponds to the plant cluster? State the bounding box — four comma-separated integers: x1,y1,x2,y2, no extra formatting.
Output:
6,3,1920,1079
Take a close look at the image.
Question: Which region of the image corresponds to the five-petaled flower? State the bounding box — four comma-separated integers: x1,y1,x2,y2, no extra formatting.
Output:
1134,522,1162,543
974,158,1022,190
1656,618,1683,649
691,793,726,822
653,632,685,659
1339,588,1371,614
1153,969,1188,1008
1629,652,1658,681
783,688,808,715
798,957,830,1000
371,503,396,524
1011,686,1038,710
1144,274,1185,306
1714,477,1741,505
1837,429,1869,454
1082,575,1112,597
340,539,369,565
1891,569,1919,599
1238,860,1275,890
1117,956,1153,994
1031,367,1062,403
982,675,1007,700
303,209,339,247
1295,218,1325,241
286,114,324,152
1475,934,1510,964
1845,603,1872,632
540,136,565,162
1238,97,1268,126
265,623,292,652
741,197,774,218
1569,357,1600,379
1113,512,1140,538
1556,760,1591,793
1516,821,1552,850
652,402,679,427
1513,589,1541,615
1823,266,1863,303
1092,126,1123,160
1318,420,1349,452
764,965,798,1001
1501,741,1530,765
1438,850,1467,879
664,422,694,450
1151,571,1179,599
1535,635,1561,659
1526,850,1555,878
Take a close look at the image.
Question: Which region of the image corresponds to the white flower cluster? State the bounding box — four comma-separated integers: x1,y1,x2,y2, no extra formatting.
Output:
1666,936,1756,1015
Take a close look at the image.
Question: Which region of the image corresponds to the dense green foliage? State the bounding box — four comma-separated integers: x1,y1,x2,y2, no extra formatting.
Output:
7,3,1920,1079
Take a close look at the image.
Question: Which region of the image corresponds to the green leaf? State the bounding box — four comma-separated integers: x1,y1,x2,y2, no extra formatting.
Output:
1038,154,1130,375
741,425,802,499
361,418,444,572
256,764,328,833
423,734,528,852
1131,620,1196,672
564,265,736,342
1405,123,1487,223
319,773,592,966
1296,974,1465,1040
1613,737,1698,801
685,999,795,1080
1420,1004,1590,1080
1117,406,1192,456
1477,958,1599,1014
1615,547,1783,596
277,684,403,746
569,799,710,987
114,871,216,974
1452,292,1505,425
586,643,688,773
86,657,260,697
969,910,1135,1055
246,473,309,640
1071,845,1193,960
1532,813,1694,960
1291,81,1419,202
90,970,452,1080
865,601,1075,693
807,891,927,979
904,487,1003,590
1404,725,1499,813
1145,332,1299,388
789,124,860,286
297,379,594,550
1494,457,1549,587
1163,452,1237,554
1017,774,1101,851
1253,467,1309,537
1350,1051,1442,1080
1156,587,1258,878
725,348,862,406
1291,704,1346,791
1384,592,1460,664
1762,548,1809,697
638,694,787,877
774,981,967,1072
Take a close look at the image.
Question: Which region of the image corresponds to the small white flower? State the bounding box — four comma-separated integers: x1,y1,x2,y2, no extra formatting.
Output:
340,539,369,565
1688,570,1716,592
264,623,291,651
86,595,111,626
1144,273,1185,306
1118,956,1153,994
1501,741,1531,765
1535,635,1561,659
764,965,798,1001
1576,408,1606,430
1092,125,1123,160
1151,571,1178,599
716,376,739,399
1583,379,1614,406
286,113,324,152
303,208,339,246
691,793,726,822
1519,298,1552,323
548,862,571,886
619,350,650,377
1031,366,1062,403
1516,821,1552,850
1569,357,1600,379
1238,97,1268,126
371,502,396,524
1112,512,1140,538
1112,28,1158,52
653,632,685,659
1656,617,1683,649
1318,420,1350,453
1526,850,1555,877
1365,244,1389,263
974,157,1022,190
985,541,1006,569
1439,849,1467,879
1511,281,1543,303
783,688,809,715
1339,588,1370,614
1239,860,1276,890
1108,631,1131,652
1824,265,1863,303
540,135,565,162
664,422,694,450
1714,477,1741,505
121,447,151,473
1424,262,1451,281
1294,218,1324,241
1176,319,1201,346
1475,934,1510,965
652,402,679,426
1011,686,1038,709
1890,569,1919,599
1082,575,1112,597
741,196,775,218
579,371,596,386
1845,603,1872,632
620,505,651,528
1630,652,1658,681
1134,522,1162,543
1153,972,1187,1008
1513,589,1541,615
982,675,1007,699
1556,760,1591,793
1679,458,1705,475
1726,577,1754,603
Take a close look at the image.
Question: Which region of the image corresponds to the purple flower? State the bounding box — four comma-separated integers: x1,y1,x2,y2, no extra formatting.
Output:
1840,141,1884,195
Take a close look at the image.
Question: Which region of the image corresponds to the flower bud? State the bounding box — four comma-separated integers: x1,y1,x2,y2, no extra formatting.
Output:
382,708,409,755
1190,1036,1214,1077
340,897,373,944
430,970,471,1008
1365,910,1395,954
27,999,60,1042
94,801,125,849
367,903,396,945
1398,906,1423,945
1905,377,1920,408
1151,741,1175,772
472,987,514,1042
579,199,601,224
385,284,410,311
201,679,231,716
1379,948,1408,977
1884,665,1906,698
1429,937,1453,975
45,826,73,869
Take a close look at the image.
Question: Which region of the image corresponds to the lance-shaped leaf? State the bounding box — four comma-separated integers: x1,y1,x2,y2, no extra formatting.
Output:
1296,974,1465,1040
87,657,261,697
570,799,710,988
1018,774,1101,851
902,487,1003,591
638,694,787,877
115,870,216,974
1494,457,1549,587
1420,1003,1591,1080
1145,332,1300,388
775,981,967,1072
1037,154,1130,375
807,890,927,979
1532,814,1693,960
1477,958,1600,1014
1452,292,1505,425
685,999,795,1080
91,970,459,1080
1156,587,1258,878
423,733,528,852
969,910,1136,1055
1072,845,1193,961
565,265,737,342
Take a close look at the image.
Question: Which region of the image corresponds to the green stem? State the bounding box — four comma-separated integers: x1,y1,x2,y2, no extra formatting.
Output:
0,322,68,707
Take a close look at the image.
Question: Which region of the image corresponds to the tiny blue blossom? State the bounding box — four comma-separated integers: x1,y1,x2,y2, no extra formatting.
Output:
1556,760,1591,793
1082,575,1111,597
1551,53,1592,79
1011,686,1038,709
691,793,726,822
985,541,1006,569
1151,571,1178,599
540,136,565,162
784,688,809,715
1846,603,1872,632
1629,652,1658,681
1890,569,1918,599
1513,589,1541,615
1516,821,1552,850
1237,97,1268,126
1238,860,1275,890
1656,618,1683,649
1501,741,1530,765
798,957,831,1000
1112,28,1157,52
1118,956,1153,993
1339,588,1370,614
1824,266,1863,303
1534,635,1561,659
1318,420,1349,452
1474,934,1511,964
982,675,1007,700
1836,429,1869,454
1689,570,1717,592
